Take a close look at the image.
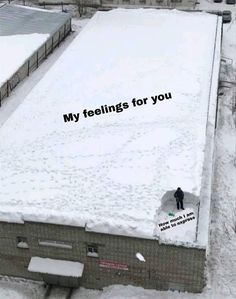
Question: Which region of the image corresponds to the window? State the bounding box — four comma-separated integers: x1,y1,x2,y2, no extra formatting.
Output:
140,0,146,3
16,237,29,249
38,239,72,249
87,244,99,257
123,0,130,3
171,0,182,2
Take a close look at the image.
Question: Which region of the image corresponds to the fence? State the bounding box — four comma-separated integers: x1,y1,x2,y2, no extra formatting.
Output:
100,0,195,8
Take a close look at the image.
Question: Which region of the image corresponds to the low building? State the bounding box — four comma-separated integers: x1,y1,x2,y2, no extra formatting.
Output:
100,0,196,9
37,0,196,10
0,4,71,106
0,9,222,293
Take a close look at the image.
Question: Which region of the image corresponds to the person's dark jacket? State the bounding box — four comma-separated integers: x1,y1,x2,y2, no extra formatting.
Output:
174,189,184,200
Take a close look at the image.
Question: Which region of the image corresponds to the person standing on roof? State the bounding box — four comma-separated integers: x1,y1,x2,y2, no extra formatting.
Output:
174,187,184,210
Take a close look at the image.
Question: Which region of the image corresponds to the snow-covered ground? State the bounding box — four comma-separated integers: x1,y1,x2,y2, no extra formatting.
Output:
28,257,84,277
0,9,221,243
0,3,72,87
0,277,44,299
198,0,236,297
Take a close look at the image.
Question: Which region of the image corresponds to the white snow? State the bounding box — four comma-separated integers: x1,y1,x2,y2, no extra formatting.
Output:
28,257,84,277
38,240,72,249
157,208,197,243
0,278,44,299
87,252,99,257
0,2,235,298
0,34,49,87
195,12,222,246
0,210,24,224
0,9,221,244
0,18,87,127
72,284,236,299
135,253,145,262
17,241,29,249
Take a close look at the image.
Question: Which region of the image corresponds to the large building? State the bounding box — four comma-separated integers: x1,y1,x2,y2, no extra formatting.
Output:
0,9,222,293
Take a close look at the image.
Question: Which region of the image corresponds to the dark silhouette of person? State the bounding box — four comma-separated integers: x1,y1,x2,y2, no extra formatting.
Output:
174,187,184,210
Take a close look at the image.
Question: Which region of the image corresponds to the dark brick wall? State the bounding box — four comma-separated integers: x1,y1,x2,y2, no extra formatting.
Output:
0,221,206,293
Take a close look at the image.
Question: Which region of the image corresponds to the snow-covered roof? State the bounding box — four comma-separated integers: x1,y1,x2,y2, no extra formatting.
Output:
0,4,70,86
0,9,222,244
28,257,84,277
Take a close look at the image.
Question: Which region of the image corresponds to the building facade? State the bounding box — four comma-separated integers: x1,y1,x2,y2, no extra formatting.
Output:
100,0,196,9
0,221,205,292
37,0,196,10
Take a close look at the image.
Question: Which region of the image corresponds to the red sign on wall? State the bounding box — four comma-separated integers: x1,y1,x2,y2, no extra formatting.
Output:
99,259,128,271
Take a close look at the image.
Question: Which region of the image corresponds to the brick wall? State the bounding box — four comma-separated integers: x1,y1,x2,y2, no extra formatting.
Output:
0,221,206,292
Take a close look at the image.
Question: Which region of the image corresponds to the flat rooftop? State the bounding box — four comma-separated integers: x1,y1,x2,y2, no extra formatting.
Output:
0,4,70,86
0,9,221,244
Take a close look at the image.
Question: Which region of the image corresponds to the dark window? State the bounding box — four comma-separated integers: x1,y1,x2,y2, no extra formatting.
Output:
140,0,146,3
87,244,99,257
16,236,29,249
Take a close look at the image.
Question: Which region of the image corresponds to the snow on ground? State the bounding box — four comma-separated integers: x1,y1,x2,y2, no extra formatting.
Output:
206,12,236,299
0,277,44,299
197,0,236,297
208,81,236,299
49,287,72,299
72,18,90,31
0,33,49,87
0,9,220,243
0,281,234,299
71,284,234,299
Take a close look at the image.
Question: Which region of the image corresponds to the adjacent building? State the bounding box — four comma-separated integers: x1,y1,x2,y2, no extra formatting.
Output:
0,4,71,106
100,0,196,9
